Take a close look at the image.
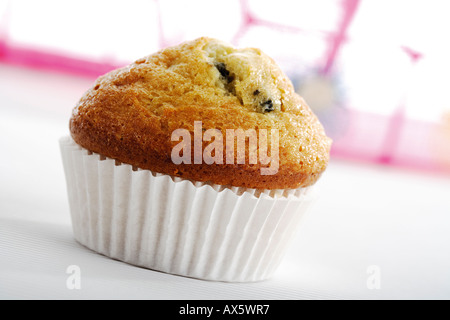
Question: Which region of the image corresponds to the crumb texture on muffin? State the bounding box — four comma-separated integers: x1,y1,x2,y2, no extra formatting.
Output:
70,37,332,189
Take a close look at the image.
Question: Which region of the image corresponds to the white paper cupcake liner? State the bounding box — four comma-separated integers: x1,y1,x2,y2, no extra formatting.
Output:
59,136,316,282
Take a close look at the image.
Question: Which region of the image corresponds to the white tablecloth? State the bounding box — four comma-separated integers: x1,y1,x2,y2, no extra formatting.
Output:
1,63,449,300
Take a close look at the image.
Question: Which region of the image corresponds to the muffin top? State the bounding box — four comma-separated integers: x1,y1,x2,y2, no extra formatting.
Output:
70,37,331,190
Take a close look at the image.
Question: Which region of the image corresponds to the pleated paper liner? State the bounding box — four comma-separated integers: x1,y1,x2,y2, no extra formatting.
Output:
60,136,316,282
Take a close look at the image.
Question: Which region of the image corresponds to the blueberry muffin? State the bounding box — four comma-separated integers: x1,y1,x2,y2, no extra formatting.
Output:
60,37,331,282
69,37,331,190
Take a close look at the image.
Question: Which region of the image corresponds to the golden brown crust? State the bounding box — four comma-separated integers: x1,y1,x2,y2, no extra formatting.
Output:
70,37,331,189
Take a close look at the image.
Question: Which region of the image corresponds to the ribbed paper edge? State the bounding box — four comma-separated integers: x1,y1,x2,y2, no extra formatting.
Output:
60,136,316,282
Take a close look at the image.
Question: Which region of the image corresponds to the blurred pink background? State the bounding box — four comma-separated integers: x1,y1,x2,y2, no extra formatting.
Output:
1,0,449,175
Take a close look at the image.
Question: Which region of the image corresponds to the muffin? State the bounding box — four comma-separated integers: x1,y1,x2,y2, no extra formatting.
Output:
60,37,331,282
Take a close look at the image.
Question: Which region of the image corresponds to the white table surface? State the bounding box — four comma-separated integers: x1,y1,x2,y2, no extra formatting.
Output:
1,63,449,300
